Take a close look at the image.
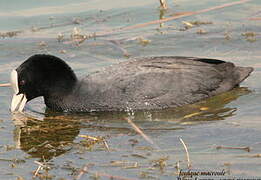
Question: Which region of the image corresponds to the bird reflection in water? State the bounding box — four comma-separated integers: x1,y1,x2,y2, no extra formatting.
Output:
12,114,81,161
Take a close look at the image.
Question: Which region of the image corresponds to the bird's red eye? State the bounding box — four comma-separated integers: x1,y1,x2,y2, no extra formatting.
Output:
19,80,26,86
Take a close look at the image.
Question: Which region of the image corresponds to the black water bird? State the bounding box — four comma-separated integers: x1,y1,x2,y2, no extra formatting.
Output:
10,54,253,112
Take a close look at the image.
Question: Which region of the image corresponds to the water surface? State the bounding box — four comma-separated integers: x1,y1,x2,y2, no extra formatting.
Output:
0,0,261,179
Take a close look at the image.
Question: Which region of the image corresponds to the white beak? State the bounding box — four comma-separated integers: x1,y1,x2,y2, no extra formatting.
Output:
11,93,27,112
10,70,27,112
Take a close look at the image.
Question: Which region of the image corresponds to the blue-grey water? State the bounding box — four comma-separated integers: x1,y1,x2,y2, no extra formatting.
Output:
0,0,261,179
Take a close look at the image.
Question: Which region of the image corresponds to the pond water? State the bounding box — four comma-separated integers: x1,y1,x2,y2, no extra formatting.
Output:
0,0,261,179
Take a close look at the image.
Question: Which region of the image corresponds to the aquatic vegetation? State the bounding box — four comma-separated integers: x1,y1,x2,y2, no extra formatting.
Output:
0,30,22,38
242,32,257,42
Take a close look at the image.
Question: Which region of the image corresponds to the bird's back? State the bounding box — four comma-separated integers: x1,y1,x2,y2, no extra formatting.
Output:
72,56,253,111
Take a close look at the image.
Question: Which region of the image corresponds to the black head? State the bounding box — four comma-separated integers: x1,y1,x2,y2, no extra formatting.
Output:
10,54,77,112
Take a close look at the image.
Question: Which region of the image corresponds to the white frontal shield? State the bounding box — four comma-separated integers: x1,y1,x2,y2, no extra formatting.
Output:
10,70,27,112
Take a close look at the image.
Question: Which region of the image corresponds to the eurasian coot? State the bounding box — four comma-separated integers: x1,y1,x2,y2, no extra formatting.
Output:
10,54,253,112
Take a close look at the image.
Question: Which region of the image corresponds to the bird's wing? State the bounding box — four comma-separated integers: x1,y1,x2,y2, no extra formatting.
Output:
79,57,249,110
